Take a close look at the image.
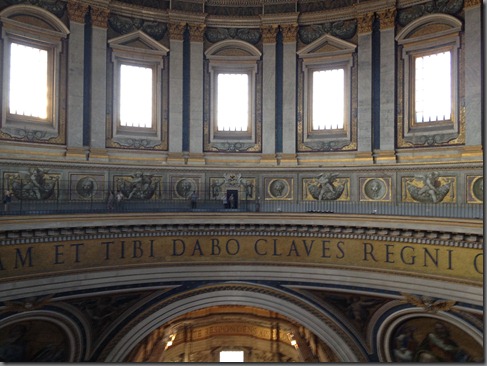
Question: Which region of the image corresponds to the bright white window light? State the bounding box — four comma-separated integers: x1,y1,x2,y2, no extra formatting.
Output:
120,64,152,128
217,73,249,132
312,68,344,130
9,43,48,119
415,51,451,123
220,350,244,362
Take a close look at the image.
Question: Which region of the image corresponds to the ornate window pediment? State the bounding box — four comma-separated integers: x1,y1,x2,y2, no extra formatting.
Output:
297,34,357,152
107,30,169,150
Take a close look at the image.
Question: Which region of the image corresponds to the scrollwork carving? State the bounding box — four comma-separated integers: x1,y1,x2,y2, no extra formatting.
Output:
205,27,261,44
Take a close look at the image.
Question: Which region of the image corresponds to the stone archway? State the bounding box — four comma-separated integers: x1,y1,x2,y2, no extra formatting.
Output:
103,284,367,362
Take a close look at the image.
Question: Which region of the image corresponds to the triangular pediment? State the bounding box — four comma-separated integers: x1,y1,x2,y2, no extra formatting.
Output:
109,30,169,55
297,34,356,59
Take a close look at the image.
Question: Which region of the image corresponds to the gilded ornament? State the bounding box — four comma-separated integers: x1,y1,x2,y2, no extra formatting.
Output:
357,12,374,34
261,25,279,43
91,6,109,28
189,24,206,42
464,0,481,7
280,24,298,42
67,1,89,23
168,23,186,40
378,8,396,30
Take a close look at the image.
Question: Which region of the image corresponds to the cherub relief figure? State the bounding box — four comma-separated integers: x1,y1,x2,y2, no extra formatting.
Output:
117,172,157,200
308,172,345,200
9,167,58,200
406,172,452,203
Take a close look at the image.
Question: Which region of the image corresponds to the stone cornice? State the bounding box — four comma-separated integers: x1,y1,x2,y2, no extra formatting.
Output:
0,214,482,247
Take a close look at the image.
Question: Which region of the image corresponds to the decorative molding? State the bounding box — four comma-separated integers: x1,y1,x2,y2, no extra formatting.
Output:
357,12,374,34
280,23,298,42
298,20,357,44
188,23,206,42
261,24,279,43
1,221,481,248
464,0,481,7
168,22,186,40
108,15,167,40
91,6,110,28
401,293,456,313
377,8,396,30
67,1,89,23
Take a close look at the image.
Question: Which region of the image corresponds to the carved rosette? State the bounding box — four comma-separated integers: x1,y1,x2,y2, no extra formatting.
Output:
357,12,374,34
168,23,186,41
280,24,298,43
378,8,396,30
91,6,109,28
67,1,89,23
261,25,279,43
189,24,206,42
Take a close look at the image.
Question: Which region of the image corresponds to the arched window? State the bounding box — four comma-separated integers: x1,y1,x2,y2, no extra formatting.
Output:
396,14,462,147
204,40,262,152
0,5,68,142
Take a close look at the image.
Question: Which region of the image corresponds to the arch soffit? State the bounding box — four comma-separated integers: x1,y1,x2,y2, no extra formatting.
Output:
0,4,69,35
104,284,367,363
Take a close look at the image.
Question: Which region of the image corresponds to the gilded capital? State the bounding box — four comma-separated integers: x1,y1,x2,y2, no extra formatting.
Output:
261,25,279,44
169,23,186,41
357,12,374,34
188,23,206,42
67,1,89,23
378,8,396,30
464,0,481,8
280,23,298,43
90,6,109,28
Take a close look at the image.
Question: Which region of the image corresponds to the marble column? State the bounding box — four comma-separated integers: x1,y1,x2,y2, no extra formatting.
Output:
261,25,278,160
168,23,185,158
356,13,374,158
281,24,298,163
376,8,396,163
188,24,205,161
66,1,89,158
88,6,109,158
464,0,482,147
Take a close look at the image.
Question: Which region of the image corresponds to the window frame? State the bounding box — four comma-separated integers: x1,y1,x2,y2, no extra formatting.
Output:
0,7,68,137
113,58,159,136
396,14,462,145
305,61,352,138
296,34,357,152
210,65,256,141
204,39,262,151
108,31,169,148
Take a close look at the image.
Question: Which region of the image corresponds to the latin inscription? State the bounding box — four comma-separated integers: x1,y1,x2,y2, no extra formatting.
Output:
0,236,482,281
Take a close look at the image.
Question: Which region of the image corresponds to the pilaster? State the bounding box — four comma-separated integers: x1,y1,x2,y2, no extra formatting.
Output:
188,23,205,162
66,1,89,158
89,5,109,159
464,0,482,147
356,12,374,160
376,7,397,163
261,25,278,158
281,24,298,160
167,23,186,159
